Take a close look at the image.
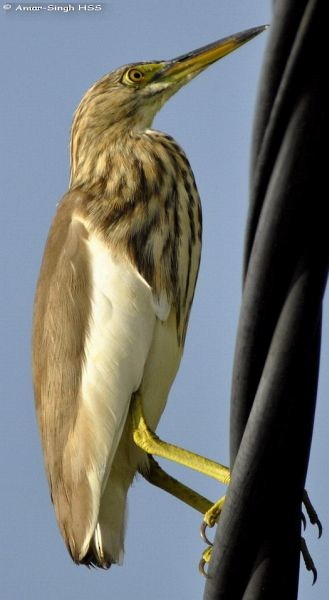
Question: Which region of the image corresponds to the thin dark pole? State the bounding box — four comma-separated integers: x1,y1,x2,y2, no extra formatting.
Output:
204,1,329,598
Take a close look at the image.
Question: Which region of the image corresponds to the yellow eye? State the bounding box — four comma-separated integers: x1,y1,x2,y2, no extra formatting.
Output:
124,68,145,85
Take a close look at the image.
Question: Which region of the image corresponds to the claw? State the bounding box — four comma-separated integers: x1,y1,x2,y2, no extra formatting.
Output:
199,557,208,577
199,547,212,578
200,520,213,546
301,537,317,585
303,490,323,538
199,496,225,576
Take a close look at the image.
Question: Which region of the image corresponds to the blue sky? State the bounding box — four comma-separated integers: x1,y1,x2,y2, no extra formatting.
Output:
1,1,328,598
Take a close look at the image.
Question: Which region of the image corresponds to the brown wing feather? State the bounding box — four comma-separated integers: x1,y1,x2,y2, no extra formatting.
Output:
32,190,93,559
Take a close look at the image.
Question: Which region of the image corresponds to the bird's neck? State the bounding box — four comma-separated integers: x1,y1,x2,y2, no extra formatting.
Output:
70,127,126,192
69,127,184,200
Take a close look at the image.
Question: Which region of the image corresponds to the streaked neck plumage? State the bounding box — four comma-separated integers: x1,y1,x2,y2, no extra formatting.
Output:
69,80,168,193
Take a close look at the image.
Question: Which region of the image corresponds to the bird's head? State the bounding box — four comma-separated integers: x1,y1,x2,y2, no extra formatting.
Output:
73,26,267,137
70,25,267,186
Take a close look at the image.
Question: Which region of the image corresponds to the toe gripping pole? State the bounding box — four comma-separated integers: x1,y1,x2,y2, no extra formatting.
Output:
204,2,329,599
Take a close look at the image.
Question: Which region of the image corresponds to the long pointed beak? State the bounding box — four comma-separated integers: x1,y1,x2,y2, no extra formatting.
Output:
155,25,268,84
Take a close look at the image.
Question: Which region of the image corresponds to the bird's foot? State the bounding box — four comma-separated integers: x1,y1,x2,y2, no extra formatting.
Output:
199,495,225,576
200,495,225,544
301,537,317,585
198,491,322,581
300,490,322,585
199,546,212,577
302,490,322,538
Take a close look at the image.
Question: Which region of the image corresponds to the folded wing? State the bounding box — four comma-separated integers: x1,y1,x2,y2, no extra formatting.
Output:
32,191,157,562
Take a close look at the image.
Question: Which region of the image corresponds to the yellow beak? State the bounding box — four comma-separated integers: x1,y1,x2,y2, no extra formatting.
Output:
155,25,268,84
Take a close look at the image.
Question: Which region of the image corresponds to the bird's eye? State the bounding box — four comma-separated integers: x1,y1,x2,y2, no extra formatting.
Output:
124,68,145,85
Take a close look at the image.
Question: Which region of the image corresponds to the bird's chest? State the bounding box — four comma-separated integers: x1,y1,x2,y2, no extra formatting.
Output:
132,166,202,344
83,135,202,344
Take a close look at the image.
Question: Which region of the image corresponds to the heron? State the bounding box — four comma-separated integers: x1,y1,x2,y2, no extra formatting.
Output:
32,25,267,570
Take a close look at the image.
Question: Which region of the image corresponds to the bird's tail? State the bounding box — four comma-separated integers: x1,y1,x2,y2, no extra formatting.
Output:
88,470,129,568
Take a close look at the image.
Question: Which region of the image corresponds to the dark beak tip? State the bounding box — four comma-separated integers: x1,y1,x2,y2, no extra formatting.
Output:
239,24,270,42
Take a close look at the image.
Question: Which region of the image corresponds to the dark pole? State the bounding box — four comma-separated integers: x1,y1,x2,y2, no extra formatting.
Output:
204,1,329,598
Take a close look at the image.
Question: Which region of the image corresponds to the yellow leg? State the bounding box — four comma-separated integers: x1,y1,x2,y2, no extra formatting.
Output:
132,394,229,575
134,396,322,580
140,455,213,514
132,394,230,485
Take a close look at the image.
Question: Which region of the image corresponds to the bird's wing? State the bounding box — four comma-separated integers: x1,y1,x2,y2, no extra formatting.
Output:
33,190,158,561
